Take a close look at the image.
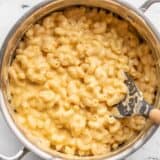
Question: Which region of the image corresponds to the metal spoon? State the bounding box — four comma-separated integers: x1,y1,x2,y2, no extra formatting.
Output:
114,73,160,124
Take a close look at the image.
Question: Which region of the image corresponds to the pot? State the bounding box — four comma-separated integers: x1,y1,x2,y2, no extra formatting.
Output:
0,0,160,160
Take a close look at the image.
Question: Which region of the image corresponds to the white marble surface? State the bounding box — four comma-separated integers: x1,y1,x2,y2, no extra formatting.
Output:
0,0,160,160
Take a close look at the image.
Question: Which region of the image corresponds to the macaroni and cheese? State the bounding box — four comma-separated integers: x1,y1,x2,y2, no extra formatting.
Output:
9,7,157,156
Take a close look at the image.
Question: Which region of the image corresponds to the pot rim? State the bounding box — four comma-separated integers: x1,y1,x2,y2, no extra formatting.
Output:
0,0,160,160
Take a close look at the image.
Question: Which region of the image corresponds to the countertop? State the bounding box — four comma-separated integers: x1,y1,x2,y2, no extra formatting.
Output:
0,0,160,160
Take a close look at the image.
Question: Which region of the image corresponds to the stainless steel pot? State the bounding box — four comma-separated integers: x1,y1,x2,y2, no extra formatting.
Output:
0,0,160,160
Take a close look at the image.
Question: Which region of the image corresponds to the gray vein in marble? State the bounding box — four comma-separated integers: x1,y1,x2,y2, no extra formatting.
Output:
21,4,30,9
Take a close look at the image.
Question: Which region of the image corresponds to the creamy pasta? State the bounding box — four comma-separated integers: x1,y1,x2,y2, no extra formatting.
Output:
9,6,157,156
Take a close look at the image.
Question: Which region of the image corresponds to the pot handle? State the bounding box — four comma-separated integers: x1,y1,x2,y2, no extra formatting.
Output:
0,147,29,160
140,0,160,12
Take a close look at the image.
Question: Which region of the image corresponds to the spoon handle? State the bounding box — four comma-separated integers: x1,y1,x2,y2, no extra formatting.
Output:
139,101,160,124
149,108,160,124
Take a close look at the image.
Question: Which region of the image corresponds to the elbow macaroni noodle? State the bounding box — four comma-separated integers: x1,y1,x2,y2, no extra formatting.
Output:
9,7,157,156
